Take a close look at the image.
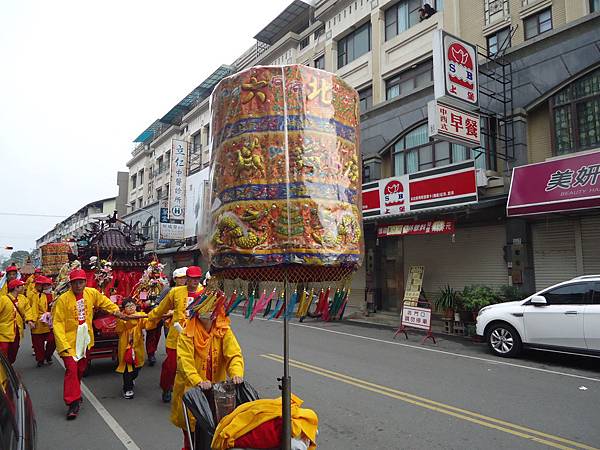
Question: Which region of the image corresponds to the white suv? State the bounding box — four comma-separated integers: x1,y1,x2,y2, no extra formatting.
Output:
476,276,600,358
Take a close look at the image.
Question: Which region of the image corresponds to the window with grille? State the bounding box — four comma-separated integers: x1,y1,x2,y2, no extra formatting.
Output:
299,36,310,50
314,55,325,70
524,8,552,40
384,0,422,41
487,27,510,56
337,22,371,68
552,67,600,155
386,60,433,100
359,86,372,113
392,123,488,175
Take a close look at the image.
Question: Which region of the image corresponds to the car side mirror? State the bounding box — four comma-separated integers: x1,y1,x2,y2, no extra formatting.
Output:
530,295,547,306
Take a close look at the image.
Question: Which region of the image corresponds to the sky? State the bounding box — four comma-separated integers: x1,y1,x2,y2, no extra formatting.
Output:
0,0,291,257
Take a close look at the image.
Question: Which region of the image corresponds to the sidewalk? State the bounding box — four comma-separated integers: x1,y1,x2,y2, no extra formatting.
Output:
344,309,481,342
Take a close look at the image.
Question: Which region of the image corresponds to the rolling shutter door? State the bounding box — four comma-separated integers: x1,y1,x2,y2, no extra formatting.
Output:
532,220,577,290
403,225,507,297
581,216,600,274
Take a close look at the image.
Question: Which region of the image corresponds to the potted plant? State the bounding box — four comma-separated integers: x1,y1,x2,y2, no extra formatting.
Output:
461,285,500,322
435,285,458,320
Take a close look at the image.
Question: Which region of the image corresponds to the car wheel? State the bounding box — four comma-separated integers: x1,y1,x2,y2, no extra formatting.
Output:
487,323,522,357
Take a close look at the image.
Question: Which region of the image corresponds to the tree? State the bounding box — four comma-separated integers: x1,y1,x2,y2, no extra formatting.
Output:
1,250,31,270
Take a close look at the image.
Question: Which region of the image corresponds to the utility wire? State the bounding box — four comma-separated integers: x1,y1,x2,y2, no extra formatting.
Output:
0,212,66,218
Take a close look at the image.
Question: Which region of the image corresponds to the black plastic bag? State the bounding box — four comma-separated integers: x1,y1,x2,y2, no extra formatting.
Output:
183,381,260,450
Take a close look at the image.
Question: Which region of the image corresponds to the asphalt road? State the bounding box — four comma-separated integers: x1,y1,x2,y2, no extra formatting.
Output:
12,317,600,450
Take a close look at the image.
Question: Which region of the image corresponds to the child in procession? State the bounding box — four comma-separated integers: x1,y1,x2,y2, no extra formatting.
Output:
115,298,150,399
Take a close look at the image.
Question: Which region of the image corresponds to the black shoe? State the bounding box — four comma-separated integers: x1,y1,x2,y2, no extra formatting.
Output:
148,355,156,366
37,361,44,368
46,358,53,365
162,390,172,403
66,401,80,420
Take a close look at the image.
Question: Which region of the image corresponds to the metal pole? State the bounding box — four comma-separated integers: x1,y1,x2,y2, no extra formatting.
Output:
281,277,292,450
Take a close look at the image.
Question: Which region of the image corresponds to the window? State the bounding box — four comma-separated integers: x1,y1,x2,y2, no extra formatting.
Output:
130,174,137,189
359,87,372,113
314,26,325,41
299,35,310,50
592,0,600,12
314,55,325,70
551,67,600,155
386,61,433,100
138,198,143,209
165,150,171,168
487,27,510,56
337,22,371,68
524,8,552,40
138,169,144,184
593,282,600,304
192,133,202,153
156,187,162,200
392,123,487,175
157,156,164,174
542,283,593,305
385,0,421,41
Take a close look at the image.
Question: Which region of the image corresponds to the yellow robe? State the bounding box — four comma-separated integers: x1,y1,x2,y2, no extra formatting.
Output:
0,293,33,342
211,394,319,450
25,275,37,300
27,290,53,335
170,315,244,429
52,287,120,357
147,285,203,350
115,317,148,373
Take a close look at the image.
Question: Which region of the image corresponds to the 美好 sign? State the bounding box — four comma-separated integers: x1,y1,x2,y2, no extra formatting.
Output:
507,150,600,216
433,30,479,108
428,100,481,148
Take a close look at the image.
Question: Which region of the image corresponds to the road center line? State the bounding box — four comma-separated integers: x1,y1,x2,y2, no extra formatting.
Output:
262,353,598,450
54,356,141,450
236,315,600,383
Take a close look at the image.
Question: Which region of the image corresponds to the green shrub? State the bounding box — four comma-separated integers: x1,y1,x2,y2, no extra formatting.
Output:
461,285,500,311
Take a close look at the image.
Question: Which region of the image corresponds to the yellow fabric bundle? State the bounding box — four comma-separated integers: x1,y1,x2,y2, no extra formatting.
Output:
211,394,318,450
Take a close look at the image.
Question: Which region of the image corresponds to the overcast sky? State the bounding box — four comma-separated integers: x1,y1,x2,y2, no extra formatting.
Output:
0,0,291,257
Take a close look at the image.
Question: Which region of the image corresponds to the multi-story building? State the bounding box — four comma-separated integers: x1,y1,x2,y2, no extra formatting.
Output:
126,0,600,315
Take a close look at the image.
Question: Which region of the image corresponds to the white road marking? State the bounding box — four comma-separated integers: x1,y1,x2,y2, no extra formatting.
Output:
233,314,600,383
54,355,141,450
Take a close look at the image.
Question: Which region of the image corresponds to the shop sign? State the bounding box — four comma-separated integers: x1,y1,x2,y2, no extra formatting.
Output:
507,150,600,216
433,30,479,108
363,161,478,219
168,139,188,220
403,265,424,305
427,100,481,148
377,220,455,237
159,222,185,240
401,306,431,331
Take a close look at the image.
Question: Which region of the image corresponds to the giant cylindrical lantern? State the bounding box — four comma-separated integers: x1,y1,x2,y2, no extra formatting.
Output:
207,65,363,281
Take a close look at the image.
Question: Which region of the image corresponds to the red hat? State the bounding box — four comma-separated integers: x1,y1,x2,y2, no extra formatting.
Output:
34,268,42,274
186,266,203,278
35,275,53,285
8,279,25,290
69,269,87,281
5,265,18,273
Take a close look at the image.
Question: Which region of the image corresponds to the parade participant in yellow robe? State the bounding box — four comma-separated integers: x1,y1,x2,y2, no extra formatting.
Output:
28,276,56,367
52,269,125,420
115,298,155,399
25,268,42,299
212,394,319,450
0,265,20,296
147,266,204,403
171,301,244,450
0,279,35,364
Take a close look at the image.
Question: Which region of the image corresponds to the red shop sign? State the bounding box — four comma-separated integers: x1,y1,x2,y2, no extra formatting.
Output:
378,220,455,237
507,150,600,216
